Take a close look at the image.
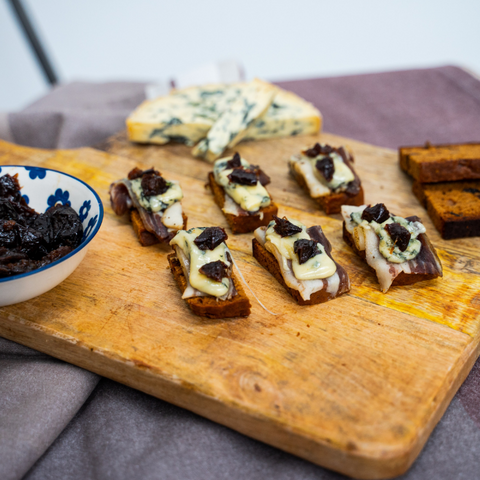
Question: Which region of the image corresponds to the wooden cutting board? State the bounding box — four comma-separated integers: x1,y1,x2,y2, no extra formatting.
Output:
0,133,479,479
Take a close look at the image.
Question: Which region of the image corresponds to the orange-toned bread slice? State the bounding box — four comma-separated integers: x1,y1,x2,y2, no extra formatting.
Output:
413,180,480,239
168,253,251,318
208,172,278,234
399,142,480,183
131,209,187,247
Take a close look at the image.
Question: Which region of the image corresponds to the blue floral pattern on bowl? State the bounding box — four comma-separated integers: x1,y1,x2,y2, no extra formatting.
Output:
47,189,71,209
82,214,98,241
25,167,47,180
79,200,91,222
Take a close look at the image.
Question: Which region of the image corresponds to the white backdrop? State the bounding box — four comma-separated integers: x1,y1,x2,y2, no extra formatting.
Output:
1,0,479,110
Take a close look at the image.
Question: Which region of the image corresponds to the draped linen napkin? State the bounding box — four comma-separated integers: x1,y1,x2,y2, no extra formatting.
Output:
1,66,479,480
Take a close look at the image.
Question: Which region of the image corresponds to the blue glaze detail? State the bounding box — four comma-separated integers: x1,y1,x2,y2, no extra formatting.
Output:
25,167,47,180
83,214,98,240
79,200,91,222
22,194,29,205
47,189,71,210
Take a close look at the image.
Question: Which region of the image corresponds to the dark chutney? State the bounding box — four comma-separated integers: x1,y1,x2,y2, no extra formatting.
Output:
0,173,83,278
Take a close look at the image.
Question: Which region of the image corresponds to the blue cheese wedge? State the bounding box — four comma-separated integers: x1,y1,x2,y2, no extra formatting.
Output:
213,155,271,212
289,146,355,197
127,84,232,146
244,88,321,141
170,228,232,298
192,79,276,162
127,81,322,152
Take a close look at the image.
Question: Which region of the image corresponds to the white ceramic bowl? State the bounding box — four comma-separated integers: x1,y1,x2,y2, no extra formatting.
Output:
0,165,103,306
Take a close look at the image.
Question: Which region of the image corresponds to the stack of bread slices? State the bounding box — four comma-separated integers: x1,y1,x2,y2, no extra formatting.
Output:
399,142,480,239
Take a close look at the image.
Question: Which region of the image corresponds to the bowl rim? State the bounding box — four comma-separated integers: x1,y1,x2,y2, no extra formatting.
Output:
0,165,104,284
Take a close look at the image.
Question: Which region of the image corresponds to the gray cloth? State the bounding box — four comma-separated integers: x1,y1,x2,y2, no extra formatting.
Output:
1,66,480,480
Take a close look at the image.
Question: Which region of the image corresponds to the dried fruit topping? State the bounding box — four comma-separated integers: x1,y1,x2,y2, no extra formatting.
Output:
194,227,228,251
294,239,321,264
385,223,411,252
226,152,242,169
0,174,22,202
304,143,335,158
272,216,302,237
128,167,158,180
199,260,228,282
141,173,168,196
315,157,335,182
0,173,83,278
250,165,271,186
227,168,258,186
361,203,390,223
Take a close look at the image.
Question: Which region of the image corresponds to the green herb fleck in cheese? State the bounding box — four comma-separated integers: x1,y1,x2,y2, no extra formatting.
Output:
170,227,231,297
213,156,271,212
130,178,183,213
265,218,336,280
350,211,426,263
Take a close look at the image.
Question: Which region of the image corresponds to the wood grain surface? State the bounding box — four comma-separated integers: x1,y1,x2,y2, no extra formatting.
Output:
0,133,479,479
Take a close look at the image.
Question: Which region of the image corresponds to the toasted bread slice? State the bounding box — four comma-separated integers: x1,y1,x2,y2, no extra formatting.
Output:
399,142,480,183
208,172,278,234
413,180,480,239
131,209,188,246
168,253,251,318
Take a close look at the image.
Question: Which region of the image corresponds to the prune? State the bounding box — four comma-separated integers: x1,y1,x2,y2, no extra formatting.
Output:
315,157,335,182
0,250,28,264
249,165,271,186
226,152,242,169
194,227,228,251
227,168,258,186
304,143,335,158
16,224,47,259
199,260,228,282
0,199,20,222
141,173,168,196
272,216,302,237
293,239,321,264
0,174,22,202
361,203,390,223
0,220,18,248
385,222,411,252
128,167,158,180
0,172,84,278
47,204,84,248
0,198,37,223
